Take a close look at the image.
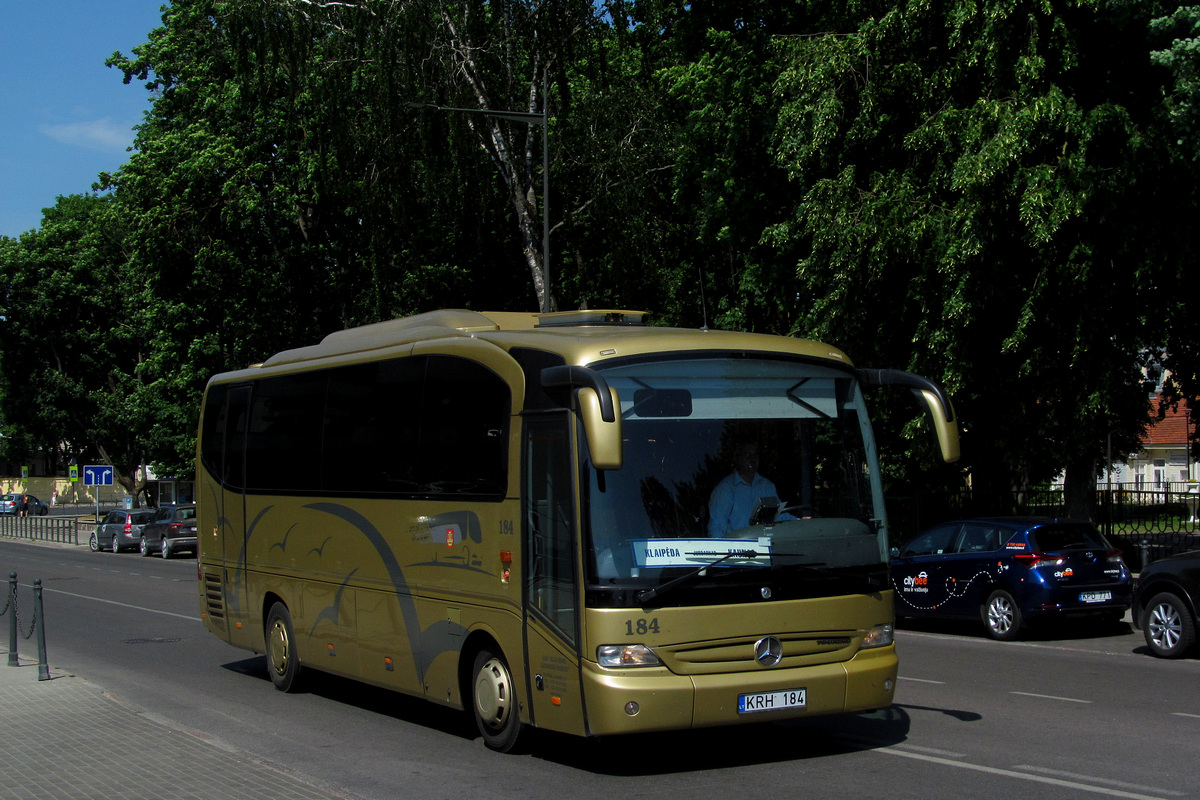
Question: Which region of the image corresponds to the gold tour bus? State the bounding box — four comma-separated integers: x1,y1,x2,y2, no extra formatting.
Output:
196,309,958,751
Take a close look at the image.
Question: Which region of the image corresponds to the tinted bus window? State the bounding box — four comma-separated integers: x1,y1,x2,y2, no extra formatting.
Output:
245,371,327,492
199,382,227,480
419,356,509,497
324,357,426,494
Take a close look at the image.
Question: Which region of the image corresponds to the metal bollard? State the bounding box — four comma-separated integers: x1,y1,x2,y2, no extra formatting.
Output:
6,572,15,667
34,579,48,681
1140,539,1150,570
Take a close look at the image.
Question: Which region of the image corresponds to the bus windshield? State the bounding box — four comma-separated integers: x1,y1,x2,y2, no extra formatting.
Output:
581,356,888,607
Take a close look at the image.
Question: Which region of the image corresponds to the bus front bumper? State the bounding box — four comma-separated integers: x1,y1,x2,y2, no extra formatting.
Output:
580,644,897,736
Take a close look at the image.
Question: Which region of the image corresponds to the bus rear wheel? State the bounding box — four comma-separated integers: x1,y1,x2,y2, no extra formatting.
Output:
266,603,303,692
471,648,524,752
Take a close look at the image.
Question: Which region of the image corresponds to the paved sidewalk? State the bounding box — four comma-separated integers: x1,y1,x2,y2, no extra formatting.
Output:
0,653,362,800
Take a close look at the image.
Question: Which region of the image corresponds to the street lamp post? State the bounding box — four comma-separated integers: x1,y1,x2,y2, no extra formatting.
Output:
405,96,550,313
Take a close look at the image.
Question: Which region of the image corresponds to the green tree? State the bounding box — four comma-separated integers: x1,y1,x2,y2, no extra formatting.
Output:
769,0,1197,513
1151,5,1200,159
0,195,158,499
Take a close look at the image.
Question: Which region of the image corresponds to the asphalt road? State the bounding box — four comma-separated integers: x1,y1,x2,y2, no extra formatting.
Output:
3,538,1197,800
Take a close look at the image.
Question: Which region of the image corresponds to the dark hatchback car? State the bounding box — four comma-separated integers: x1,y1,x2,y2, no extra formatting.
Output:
139,505,198,559
890,517,1132,640
1132,550,1200,658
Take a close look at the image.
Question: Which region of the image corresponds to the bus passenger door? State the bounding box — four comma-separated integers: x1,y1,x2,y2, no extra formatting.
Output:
522,416,586,736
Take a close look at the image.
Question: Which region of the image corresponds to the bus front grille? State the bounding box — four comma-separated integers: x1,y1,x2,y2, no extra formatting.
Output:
662,633,860,674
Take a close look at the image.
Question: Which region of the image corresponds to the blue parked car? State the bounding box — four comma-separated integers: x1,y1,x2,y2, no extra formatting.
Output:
890,517,1131,640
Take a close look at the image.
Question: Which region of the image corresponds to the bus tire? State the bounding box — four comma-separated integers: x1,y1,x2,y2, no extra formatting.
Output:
266,603,303,692
471,648,524,752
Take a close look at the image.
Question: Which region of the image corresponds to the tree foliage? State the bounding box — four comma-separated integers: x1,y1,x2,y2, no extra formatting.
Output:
0,195,158,496
764,0,1197,511
1,0,1198,509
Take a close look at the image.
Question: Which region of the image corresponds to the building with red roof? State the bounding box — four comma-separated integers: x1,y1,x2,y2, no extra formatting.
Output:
1106,399,1194,488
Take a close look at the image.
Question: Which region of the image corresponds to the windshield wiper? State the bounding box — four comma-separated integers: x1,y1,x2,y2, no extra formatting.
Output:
636,549,760,606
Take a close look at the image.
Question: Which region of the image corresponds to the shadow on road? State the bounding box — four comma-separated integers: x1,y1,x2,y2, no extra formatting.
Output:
222,654,930,773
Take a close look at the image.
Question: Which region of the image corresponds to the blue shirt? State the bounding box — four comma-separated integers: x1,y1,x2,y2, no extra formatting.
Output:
707,471,780,537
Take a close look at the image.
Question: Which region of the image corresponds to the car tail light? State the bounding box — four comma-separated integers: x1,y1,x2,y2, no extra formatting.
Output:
124,519,132,534
1013,552,1063,567
1106,548,1124,563
168,523,182,533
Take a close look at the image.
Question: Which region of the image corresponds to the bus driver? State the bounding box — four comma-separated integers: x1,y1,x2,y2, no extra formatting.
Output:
707,441,783,537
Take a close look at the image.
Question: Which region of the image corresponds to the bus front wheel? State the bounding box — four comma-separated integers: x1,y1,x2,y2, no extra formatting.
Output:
471,648,524,752
266,603,303,692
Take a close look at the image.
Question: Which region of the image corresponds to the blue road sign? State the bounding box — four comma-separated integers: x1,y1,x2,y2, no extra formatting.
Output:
83,465,114,486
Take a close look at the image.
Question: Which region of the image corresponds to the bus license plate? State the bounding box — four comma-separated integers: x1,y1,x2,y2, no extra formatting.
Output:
1079,590,1112,603
738,688,807,714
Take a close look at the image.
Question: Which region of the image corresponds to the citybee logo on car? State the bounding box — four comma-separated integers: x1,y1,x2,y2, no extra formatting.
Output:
903,571,930,593
1054,567,1074,578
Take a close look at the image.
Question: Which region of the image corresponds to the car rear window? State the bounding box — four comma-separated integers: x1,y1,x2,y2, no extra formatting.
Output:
1028,524,1107,552
179,507,196,520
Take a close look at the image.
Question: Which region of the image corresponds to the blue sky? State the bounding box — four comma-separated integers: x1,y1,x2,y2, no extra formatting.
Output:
1,1,166,238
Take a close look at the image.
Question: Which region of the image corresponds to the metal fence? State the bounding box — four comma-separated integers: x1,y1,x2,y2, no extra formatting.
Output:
888,483,1200,571
0,515,84,546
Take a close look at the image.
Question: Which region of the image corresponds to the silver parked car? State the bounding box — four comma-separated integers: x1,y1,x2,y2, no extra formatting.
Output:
90,509,155,553
0,493,49,516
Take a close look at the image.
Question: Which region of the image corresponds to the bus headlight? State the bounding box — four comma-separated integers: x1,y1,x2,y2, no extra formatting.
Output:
861,624,894,649
597,644,662,667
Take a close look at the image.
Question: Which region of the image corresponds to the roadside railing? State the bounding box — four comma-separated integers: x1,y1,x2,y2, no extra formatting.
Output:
0,515,84,546
3,572,49,680
888,484,1200,570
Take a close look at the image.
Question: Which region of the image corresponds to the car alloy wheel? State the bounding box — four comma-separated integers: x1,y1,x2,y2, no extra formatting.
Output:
1145,592,1196,658
983,589,1023,641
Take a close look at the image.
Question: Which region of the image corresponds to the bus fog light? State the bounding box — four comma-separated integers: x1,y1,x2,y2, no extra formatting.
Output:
884,679,893,692
625,701,640,716
861,624,894,649
597,644,662,667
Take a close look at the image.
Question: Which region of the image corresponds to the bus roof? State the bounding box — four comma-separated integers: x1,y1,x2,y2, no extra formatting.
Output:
250,309,853,371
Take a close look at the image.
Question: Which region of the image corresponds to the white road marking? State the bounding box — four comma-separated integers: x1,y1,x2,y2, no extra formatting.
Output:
1011,766,1186,797
1010,691,1092,703
35,585,197,621
878,748,1171,799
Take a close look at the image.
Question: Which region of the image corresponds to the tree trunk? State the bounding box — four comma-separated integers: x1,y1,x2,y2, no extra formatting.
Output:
1063,457,1099,522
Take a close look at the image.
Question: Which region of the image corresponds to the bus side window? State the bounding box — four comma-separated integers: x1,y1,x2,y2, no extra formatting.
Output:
422,356,510,497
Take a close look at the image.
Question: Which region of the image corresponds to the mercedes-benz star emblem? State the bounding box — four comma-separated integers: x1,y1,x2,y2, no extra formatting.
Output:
754,636,783,667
